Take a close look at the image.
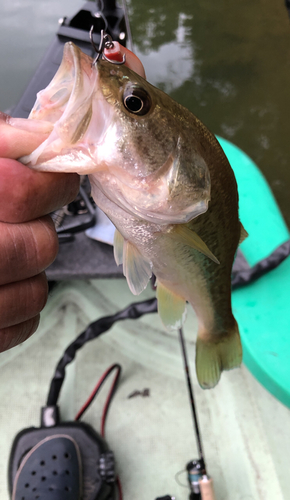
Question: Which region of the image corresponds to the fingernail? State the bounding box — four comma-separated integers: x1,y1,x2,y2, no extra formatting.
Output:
8,117,54,133
0,111,10,123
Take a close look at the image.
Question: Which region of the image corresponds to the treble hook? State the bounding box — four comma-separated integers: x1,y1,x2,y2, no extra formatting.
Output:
90,26,126,66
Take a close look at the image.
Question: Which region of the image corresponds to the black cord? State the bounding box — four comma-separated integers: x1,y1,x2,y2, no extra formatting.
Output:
46,297,157,407
232,239,290,289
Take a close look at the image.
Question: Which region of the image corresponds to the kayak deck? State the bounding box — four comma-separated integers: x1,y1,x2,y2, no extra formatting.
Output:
1,278,290,500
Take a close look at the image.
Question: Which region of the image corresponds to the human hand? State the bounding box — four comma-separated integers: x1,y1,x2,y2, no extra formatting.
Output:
0,112,80,352
0,44,145,353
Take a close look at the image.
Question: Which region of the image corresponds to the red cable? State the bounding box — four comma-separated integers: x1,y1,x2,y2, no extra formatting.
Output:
74,364,123,499
100,367,121,437
74,363,121,421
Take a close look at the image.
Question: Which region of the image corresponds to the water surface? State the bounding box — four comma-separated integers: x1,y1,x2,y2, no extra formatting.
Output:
1,0,290,226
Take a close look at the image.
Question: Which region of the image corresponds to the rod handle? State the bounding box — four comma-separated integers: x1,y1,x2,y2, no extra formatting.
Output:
199,476,216,500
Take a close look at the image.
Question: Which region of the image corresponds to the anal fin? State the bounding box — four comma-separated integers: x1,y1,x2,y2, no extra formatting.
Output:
156,281,187,331
196,322,242,389
123,241,152,295
169,225,220,264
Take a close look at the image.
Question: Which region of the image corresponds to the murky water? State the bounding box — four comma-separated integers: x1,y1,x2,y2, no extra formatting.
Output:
1,0,290,227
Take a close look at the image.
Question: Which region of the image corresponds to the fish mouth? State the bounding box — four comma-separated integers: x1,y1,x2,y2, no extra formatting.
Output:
21,42,113,172
29,42,94,127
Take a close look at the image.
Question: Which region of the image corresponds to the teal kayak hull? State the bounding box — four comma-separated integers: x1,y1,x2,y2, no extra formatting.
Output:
218,137,290,407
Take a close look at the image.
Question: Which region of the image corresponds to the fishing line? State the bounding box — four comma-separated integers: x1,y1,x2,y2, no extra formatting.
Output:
93,0,108,31
174,468,190,488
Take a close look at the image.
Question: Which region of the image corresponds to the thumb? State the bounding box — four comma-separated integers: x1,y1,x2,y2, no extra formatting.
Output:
0,112,53,159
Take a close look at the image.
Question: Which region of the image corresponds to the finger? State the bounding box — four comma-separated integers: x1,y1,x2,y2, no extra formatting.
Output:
0,272,48,330
123,46,146,78
0,315,40,352
0,216,58,285
104,42,146,78
0,112,53,159
0,158,79,223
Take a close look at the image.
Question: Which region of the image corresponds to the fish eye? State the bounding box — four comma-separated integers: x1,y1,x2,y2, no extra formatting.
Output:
123,86,151,115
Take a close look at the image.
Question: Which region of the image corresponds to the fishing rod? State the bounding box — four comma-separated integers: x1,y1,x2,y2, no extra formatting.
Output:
178,328,216,500
120,0,134,52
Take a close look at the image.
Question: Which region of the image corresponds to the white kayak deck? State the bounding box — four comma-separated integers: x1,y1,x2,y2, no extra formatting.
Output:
1,278,290,500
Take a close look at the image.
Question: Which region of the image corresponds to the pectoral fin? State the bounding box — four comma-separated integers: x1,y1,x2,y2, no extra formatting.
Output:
156,281,187,331
113,229,124,265
123,241,152,295
169,225,220,264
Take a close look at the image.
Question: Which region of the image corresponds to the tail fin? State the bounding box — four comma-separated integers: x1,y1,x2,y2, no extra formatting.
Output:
195,323,242,389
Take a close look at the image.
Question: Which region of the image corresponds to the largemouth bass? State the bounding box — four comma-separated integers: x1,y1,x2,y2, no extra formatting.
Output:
22,42,246,389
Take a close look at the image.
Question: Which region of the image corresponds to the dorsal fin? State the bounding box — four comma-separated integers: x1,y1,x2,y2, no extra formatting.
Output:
156,281,187,331
168,225,220,264
113,229,124,265
123,241,152,295
239,223,248,244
